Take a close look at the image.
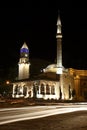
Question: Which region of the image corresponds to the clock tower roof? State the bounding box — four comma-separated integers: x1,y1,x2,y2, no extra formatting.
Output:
21,42,28,49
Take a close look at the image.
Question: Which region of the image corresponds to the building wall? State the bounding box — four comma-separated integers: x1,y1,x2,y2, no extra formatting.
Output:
62,72,74,100
69,68,87,100
18,63,29,80
12,72,74,100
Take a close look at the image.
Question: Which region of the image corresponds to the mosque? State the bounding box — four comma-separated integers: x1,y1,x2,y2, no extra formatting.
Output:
12,14,87,101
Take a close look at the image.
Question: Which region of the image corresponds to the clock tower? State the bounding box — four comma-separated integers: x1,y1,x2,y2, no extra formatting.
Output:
18,42,30,80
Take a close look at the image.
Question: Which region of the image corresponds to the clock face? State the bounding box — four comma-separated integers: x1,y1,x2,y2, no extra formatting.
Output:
20,48,29,53
25,54,28,57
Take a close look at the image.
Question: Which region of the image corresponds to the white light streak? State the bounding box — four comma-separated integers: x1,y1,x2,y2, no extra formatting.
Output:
0,104,87,125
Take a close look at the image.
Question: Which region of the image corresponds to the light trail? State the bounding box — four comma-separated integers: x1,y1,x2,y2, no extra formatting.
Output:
0,103,87,125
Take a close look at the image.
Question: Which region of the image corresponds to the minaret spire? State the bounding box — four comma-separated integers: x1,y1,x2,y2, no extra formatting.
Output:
56,12,63,74
57,12,62,35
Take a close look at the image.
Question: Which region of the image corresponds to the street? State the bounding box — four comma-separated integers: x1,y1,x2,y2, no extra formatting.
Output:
0,103,87,126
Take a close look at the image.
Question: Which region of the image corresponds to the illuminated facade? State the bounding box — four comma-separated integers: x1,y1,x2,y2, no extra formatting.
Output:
18,42,30,80
12,14,87,101
69,68,87,100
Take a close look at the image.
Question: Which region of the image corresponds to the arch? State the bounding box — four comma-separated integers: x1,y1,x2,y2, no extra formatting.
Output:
46,84,50,94
14,85,19,95
41,83,44,94
23,85,27,96
51,85,55,95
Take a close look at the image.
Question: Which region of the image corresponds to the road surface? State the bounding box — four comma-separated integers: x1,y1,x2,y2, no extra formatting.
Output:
0,103,87,125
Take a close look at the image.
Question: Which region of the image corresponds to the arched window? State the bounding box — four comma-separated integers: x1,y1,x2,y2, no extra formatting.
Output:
23,85,27,96
46,84,50,94
15,85,18,94
41,84,44,94
37,86,39,94
51,85,55,95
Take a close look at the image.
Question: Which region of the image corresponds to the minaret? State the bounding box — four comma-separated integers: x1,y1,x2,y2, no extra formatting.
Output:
18,42,30,80
56,13,64,99
56,13,63,74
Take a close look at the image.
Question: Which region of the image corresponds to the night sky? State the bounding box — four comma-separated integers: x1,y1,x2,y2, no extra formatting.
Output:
0,1,87,77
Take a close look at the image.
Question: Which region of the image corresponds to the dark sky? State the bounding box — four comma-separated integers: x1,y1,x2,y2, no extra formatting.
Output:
0,1,87,72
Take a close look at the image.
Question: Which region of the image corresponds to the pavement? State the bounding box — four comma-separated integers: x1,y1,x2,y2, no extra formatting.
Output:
0,110,87,130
